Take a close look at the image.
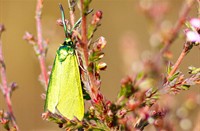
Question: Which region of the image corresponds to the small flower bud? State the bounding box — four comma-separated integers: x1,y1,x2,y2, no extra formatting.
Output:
3,112,9,118
93,37,107,51
96,11,103,19
97,93,103,101
89,106,95,117
93,93,103,103
107,110,113,117
188,66,200,74
117,109,127,118
89,106,95,111
127,99,140,110
10,82,17,92
23,32,35,42
97,62,107,71
105,100,112,107
91,11,103,25
0,118,9,125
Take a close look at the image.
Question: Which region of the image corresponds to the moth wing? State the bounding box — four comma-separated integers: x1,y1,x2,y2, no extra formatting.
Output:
44,54,61,113
57,55,84,120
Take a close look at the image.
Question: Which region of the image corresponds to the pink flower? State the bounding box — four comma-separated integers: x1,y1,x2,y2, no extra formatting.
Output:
186,30,200,43
190,18,200,29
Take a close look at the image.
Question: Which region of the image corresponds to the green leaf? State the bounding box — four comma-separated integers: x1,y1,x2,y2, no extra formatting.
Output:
136,72,145,80
167,63,172,75
118,82,133,98
181,84,190,90
89,51,104,62
168,72,180,82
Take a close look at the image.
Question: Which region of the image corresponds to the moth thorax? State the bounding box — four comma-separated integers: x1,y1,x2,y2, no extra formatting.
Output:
58,48,68,62
67,47,74,55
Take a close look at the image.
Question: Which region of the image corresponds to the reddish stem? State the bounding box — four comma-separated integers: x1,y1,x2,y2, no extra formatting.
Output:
80,0,98,100
0,24,19,130
80,0,87,47
35,0,48,88
167,49,187,79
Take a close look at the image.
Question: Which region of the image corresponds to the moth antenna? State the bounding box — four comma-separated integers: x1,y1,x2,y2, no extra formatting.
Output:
59,3,68,38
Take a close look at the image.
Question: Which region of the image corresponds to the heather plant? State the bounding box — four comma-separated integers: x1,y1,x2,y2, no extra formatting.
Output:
0,0,199,131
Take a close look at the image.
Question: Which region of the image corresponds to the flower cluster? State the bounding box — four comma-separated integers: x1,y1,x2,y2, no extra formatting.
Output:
185,18,200,43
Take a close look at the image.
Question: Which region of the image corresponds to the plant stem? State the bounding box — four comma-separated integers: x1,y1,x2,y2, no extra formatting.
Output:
35,0,48,89
167,48,187,79
80,0,87,47
80,0,98,100
160,0,195,54
68,0,75,26
0,24,19,130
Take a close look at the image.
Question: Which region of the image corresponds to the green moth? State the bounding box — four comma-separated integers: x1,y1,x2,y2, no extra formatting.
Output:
44,4,84,120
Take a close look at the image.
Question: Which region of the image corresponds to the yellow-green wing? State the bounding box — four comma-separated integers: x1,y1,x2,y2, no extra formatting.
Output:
57,54,84,120
44,53,61,114
44,48,84,120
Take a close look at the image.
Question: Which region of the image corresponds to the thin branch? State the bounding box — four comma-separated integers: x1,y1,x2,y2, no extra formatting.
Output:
167,49,187,79
80,0,98,100
80,0,87,47
0,24,19,130
68,0,75,26
35,0,48,88
167,40,193,80
160,0,195,54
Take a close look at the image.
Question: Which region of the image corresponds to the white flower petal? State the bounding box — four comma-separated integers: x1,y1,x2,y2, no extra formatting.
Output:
186,31,200,42
190,18,200,29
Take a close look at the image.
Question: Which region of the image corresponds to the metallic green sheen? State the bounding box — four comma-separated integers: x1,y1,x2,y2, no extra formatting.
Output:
44,39,84,120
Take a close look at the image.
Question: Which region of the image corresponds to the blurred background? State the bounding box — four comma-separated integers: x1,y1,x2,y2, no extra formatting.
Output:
0,0,199,130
